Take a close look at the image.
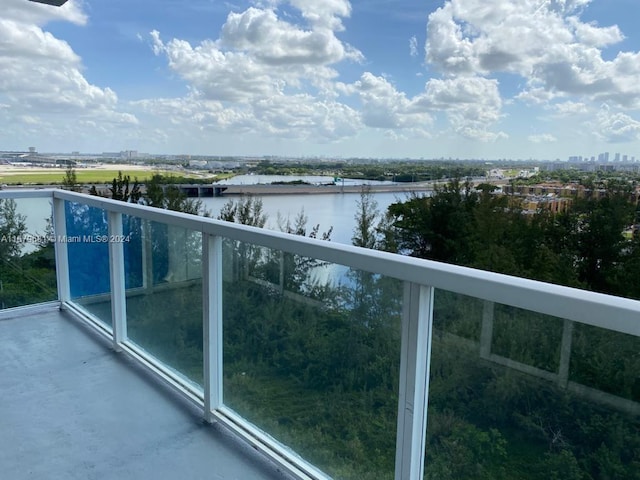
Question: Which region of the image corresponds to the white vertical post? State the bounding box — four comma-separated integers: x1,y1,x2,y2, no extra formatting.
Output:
480,300,495,359
108,211,127,350
395,282,434,480
203,233,223,423
52,197,70,305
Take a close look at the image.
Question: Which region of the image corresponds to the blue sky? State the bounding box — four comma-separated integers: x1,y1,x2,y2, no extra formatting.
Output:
2,0,640,160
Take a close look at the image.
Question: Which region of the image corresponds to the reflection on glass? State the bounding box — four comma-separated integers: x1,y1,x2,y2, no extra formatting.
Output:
125,220,203,386
425,291,640,479
571,323,640,401
433,290,483,343
0,197,57,309
492,304,563,372
223,240,402,479
123,214,143,290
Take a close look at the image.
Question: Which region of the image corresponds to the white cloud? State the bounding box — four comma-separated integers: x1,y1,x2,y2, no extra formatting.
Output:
425,0,640,111
409,36,418,57
146,2,367,143
288,0,352,30
353,73,432,134
570,18,624,48
151,3,363,103
134,87,361,143
591,105,640,143
528,133,557,143
220,7,361,66
0,0,137,146
413,76,506,141
4,0,86,26
252,94,361,140
552,100,589,116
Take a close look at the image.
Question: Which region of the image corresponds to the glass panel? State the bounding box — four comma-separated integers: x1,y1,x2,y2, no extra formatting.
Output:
65,201,112,326
492,304,563,372
123,214,144,290
125,220,203,387
570,323,640,402
433,290,483,343
0,197,57,308
223,240,402,480
425,292,640,479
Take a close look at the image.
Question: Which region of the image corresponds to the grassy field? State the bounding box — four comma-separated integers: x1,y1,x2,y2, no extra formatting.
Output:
0,169,212,185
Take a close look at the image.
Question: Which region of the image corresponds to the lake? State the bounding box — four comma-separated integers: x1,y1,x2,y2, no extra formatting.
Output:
200,190,410,245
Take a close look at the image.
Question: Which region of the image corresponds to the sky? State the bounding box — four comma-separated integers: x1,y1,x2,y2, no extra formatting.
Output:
2,0,640,160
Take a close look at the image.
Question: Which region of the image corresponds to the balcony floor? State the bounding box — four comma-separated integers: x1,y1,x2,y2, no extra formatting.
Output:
0,307,289,480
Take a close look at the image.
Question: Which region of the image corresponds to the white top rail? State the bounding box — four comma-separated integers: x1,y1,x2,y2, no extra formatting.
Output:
2,188,639,337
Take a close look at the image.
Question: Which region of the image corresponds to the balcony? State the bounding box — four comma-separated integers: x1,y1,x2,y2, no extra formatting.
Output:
1,188,639,480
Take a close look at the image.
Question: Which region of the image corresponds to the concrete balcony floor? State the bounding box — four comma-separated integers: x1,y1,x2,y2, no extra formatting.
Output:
0,307,289,480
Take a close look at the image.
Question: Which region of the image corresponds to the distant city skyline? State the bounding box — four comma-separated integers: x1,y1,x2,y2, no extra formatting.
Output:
2,0,640,159
7,146,640,165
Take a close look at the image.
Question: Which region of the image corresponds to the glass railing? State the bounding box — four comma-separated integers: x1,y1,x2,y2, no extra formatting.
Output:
1,188,638,480
426,295,639,479
0,193,57,309
222,239,402,479
64,200,113,326
124,218,204,386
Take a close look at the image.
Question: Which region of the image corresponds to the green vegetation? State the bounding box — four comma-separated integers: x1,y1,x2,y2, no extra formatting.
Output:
207,187,639,479
383,177,640,298
0,168,178,185
0,198,57,309
2,172,639,479
376,179,640,479
84,171,209,216
246,159,486,182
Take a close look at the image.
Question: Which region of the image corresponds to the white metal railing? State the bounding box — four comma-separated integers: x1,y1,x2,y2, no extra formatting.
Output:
2,188,639,480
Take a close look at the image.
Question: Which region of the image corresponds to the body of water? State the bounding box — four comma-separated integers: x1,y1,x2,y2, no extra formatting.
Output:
201,191,409,245
215,174,394,186
9,175,427,249
206,175,413,245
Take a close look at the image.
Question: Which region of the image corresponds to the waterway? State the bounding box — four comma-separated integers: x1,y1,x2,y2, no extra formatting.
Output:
203,175,410,244
214,174,394,186
8,176,427,248
199,191,409,245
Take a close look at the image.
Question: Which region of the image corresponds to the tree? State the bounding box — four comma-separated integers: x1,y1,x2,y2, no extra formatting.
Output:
468,183,521,274
164,185,205,215
352,187,379,249
570,186,635,293
109,171,142,202
61,167,81,192
273,209,332,294
144,174,166,208
0,199,56,309
218,196,268,282
144,175,208,215
89,171,141,203
0,199,27,261
218,196,267,227
218,197,334,295
387,178,476,262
